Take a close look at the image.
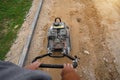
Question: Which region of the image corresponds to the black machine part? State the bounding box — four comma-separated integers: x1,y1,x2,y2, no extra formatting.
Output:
32,53,78,69
55,17,61,22
47,17,71,54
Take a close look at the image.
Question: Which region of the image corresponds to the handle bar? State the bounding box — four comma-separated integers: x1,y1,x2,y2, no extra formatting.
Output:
39,61,78,68
32,53,78,69
55,17,61,22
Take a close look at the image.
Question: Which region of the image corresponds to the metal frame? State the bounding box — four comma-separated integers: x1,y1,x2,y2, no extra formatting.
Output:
32,53,78,69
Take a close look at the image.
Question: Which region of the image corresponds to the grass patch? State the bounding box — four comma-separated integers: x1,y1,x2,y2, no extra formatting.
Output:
0,0,32,60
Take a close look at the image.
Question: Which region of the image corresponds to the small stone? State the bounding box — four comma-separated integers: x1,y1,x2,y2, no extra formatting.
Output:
83,50,90,55
113,59,116,63
108,69,112,72
103,57,108,62
14,25,19,29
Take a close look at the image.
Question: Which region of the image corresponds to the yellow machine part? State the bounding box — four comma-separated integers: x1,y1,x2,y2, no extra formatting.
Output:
53,25,64,29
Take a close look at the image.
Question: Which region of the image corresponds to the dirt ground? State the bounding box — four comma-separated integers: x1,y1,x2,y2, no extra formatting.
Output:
7,0,120,80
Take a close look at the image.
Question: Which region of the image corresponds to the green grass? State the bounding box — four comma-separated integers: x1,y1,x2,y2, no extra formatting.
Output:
0,0,32,60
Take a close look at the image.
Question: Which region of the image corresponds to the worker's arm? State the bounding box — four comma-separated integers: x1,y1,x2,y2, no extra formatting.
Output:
0,61,51,80
61,63,80,80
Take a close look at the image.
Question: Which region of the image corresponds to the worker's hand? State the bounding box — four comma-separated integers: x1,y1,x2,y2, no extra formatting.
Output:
61,63,74,77
61,63,80,80
24,61,41,70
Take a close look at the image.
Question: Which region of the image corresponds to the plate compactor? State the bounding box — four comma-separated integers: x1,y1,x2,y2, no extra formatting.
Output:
32,17,78,69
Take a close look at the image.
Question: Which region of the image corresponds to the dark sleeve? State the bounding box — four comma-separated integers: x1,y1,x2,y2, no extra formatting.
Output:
0,61,51,80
